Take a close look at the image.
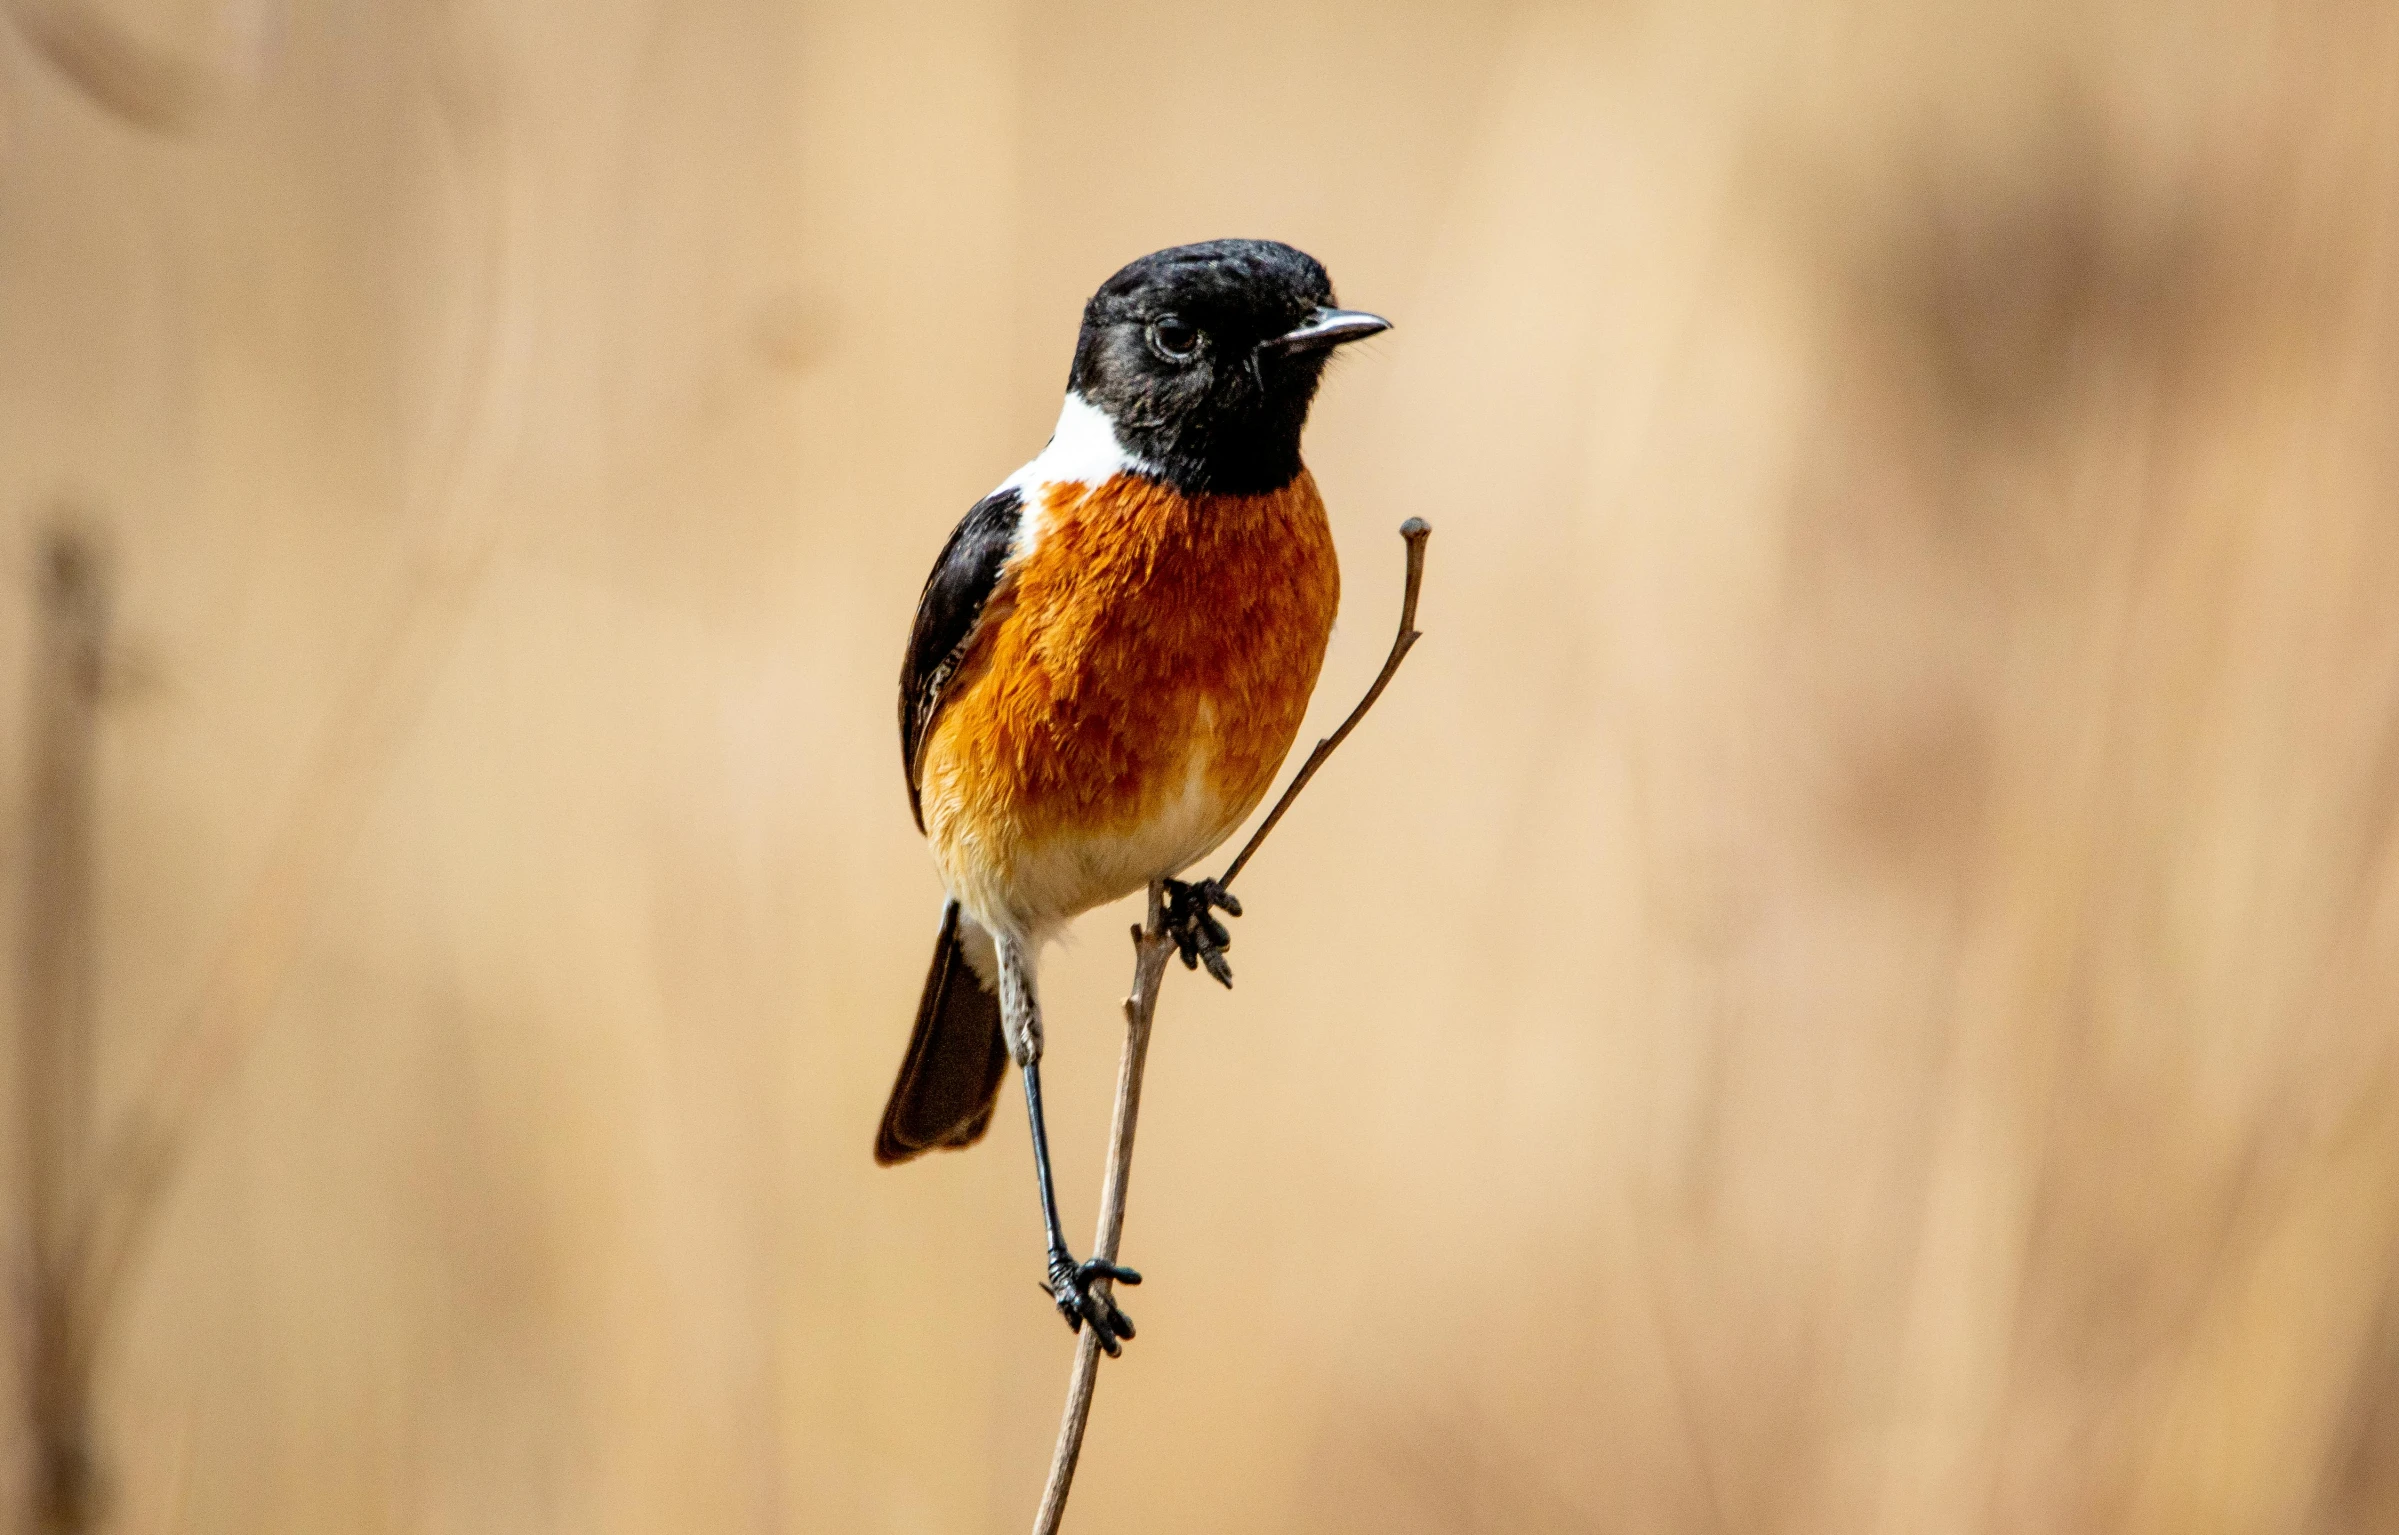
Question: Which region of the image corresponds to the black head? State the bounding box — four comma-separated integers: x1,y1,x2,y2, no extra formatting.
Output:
1068,239,1388,496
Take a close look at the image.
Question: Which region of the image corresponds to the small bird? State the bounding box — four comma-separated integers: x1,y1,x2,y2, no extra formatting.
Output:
876,238,1388,1353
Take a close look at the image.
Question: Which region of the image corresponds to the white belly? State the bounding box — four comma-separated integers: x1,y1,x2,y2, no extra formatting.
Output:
936,740,1241,947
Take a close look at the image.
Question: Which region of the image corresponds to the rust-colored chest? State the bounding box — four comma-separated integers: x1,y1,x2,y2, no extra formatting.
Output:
921,470,1340,893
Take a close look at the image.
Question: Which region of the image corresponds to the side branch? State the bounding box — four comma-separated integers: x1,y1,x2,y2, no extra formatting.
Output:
1030,518,1431,1535
1215,516,1429,891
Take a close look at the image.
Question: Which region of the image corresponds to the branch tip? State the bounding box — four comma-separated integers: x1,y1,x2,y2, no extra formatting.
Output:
1214,518,1432,890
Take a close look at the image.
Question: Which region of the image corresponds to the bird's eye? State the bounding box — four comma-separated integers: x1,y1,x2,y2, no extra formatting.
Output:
1149,316,1200,361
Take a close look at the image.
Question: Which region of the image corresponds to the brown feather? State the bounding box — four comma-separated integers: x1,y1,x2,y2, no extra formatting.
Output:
915,469,1341,922
874,900,1010,1165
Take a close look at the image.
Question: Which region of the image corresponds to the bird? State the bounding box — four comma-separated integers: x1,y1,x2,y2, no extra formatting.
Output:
876,238,1388,1354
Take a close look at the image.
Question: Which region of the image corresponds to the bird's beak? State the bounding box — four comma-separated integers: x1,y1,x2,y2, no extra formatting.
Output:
1261,306,1391,356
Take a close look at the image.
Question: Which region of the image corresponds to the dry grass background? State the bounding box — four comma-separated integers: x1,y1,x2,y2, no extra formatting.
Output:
1,0,2397,1531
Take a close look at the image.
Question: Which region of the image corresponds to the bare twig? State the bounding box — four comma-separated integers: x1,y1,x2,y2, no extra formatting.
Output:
1032,888,1175,1533
1216,518,1431,890
1031,517,1432,1534
18,524,110,1534
59,29,524,1363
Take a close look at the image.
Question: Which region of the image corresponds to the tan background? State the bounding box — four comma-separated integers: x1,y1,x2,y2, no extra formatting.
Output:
2,1,2397,1531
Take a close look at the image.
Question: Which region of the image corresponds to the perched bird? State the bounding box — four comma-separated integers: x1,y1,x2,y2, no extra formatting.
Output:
877,238,1388,1353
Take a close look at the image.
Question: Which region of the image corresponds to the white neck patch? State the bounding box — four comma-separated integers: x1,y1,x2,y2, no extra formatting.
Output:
999,392,1155,497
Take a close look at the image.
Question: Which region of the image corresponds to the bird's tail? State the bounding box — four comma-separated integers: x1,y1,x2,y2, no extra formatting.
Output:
874,899,1010,1165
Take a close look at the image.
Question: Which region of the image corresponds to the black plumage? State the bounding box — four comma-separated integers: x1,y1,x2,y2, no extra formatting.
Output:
898,484,1022,831
1068,238,1344,495
874,898,1008,1165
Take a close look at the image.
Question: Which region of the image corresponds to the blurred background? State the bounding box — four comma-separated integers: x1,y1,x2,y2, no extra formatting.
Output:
2,0,2397,1530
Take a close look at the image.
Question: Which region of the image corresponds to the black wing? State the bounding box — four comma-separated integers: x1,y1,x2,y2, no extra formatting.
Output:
900,485,1024,831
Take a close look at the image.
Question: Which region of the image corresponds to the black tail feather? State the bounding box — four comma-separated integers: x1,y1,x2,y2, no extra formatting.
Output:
875,900,1010,1165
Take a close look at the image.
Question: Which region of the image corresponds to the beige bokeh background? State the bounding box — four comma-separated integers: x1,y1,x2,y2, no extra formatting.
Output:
2,1,2397,1531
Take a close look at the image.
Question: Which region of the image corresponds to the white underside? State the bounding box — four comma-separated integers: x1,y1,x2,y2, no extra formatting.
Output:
934,717,1240,972
952,908,1000,992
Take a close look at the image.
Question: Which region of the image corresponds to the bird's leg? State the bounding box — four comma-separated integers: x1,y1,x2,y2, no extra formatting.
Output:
999,933,1140,1353
1161,876,1243,987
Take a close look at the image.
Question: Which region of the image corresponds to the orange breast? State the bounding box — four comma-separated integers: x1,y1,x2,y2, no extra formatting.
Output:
917,470,1340,927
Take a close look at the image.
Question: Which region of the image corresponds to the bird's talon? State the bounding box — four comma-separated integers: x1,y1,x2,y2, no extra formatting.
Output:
1046,1251,1139,1350
1163,877,1242,988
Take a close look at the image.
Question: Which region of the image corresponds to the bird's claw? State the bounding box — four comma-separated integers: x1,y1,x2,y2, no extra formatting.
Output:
1047,1250,1142,1355
1163,877,1242,987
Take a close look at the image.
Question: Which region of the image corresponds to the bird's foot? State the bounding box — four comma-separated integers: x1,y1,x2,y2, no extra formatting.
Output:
1047,1248,1141,1355
1162,877,1242,987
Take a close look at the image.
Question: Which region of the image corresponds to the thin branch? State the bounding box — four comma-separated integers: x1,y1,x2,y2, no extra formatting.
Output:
18,524,109,1534
1032,890,1174,1534
1216,516,1430,891
1032,517,1432,1534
